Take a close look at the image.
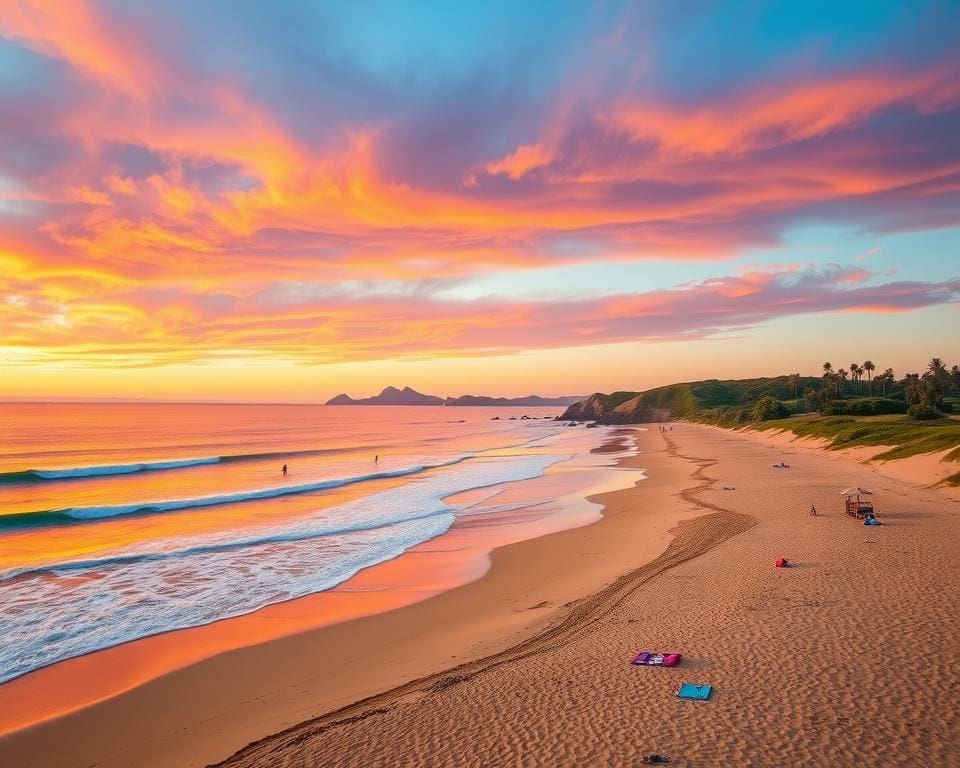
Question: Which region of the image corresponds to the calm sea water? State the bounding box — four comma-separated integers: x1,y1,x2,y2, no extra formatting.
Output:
0,403,631,685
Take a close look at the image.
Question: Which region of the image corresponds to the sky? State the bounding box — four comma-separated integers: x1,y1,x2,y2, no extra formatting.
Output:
1,0,959,402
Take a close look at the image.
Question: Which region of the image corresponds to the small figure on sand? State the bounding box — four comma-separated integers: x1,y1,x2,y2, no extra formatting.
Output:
375,454,378,464
809,504,817,516
281,464,288,477
864,513,881,526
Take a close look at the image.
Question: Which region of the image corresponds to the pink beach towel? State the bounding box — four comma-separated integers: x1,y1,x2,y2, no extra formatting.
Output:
631,651,682,667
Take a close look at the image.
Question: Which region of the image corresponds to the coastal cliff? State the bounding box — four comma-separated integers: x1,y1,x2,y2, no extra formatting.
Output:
560,388,689,424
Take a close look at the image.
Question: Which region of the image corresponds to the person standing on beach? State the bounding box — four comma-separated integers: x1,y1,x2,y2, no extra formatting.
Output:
281,464,288,477
375,455,378,464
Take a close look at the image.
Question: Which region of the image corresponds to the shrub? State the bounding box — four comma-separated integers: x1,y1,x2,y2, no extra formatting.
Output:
822,398,908,416
752,396,790,421
907,404,943,421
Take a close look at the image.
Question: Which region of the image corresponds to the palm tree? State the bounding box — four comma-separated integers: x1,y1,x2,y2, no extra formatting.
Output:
882,368,894,397
906,375,934,407
904,372,922,404
928,358,948,396
850,363,859,395
952,365,960,396
823,362,833,398
905,378,921,406
788,373,800,411
839,368,849,397
864,360,875,395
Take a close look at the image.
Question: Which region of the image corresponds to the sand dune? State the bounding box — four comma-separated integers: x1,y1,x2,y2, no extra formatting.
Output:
219,424,960,768
743,426,960,499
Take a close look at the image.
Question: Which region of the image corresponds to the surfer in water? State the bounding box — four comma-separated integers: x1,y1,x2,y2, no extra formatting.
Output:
281,464,288,477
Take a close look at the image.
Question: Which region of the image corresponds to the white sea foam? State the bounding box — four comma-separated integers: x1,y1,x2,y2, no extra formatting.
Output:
35,456,223,479
33,456,473,521
0,453,561,684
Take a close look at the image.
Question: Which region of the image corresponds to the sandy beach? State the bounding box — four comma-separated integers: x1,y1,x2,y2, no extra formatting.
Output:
3,423,960,767
212,424,960,768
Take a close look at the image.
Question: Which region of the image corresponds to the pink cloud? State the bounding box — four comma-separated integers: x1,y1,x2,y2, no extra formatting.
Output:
4,265,958,367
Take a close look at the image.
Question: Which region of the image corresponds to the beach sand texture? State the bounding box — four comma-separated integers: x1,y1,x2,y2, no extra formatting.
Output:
2,423,959,768
218,424,960,768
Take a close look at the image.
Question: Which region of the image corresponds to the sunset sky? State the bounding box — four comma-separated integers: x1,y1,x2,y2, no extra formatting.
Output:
2,1,959,401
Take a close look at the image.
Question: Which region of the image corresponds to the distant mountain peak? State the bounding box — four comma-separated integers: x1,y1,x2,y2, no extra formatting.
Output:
326,388,585,407
326,386,443,406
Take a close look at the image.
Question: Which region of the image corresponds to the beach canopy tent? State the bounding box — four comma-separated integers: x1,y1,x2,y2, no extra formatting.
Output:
840,487,873,496
841,487,875,518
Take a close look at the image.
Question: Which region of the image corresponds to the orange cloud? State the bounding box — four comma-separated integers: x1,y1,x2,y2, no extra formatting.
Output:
483,142,554,179
66,185,111,206
607,66,960,156
3,262,957,370
1,2,959,382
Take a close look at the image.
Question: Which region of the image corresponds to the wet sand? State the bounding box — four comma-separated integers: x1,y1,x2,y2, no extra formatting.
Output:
4,424,960,767
0,427,692,767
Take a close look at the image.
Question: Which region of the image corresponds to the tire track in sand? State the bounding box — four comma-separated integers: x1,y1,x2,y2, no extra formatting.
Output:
213,431,755,768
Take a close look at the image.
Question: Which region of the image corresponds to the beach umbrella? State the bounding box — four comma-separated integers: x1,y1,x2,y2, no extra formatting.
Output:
840,487,872,496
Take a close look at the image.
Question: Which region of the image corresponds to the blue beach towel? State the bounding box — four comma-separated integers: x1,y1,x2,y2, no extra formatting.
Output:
677,683,712,700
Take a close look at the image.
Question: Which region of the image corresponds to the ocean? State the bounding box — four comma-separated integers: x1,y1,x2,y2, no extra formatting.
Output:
0,403,636,685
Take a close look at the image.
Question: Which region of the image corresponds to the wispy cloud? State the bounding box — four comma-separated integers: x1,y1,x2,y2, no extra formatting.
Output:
0,1,958,374
5,264,958,367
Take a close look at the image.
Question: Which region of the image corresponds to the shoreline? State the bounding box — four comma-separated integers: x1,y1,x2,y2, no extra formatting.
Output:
0,430,624,713
216,422,960,768
6,422,958,766
0,426,701,768
218,434,755,766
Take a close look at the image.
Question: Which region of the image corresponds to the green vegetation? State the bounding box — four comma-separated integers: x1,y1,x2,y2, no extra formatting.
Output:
593,376,821,426
562,359,960,467
684,376,822,407
908,404,944,421
822,398,907,416
752,396,790,421
755,414,960,462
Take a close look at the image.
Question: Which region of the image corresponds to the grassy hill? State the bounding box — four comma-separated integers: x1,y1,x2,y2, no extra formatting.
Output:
560,376,960,485
561,376,820,425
